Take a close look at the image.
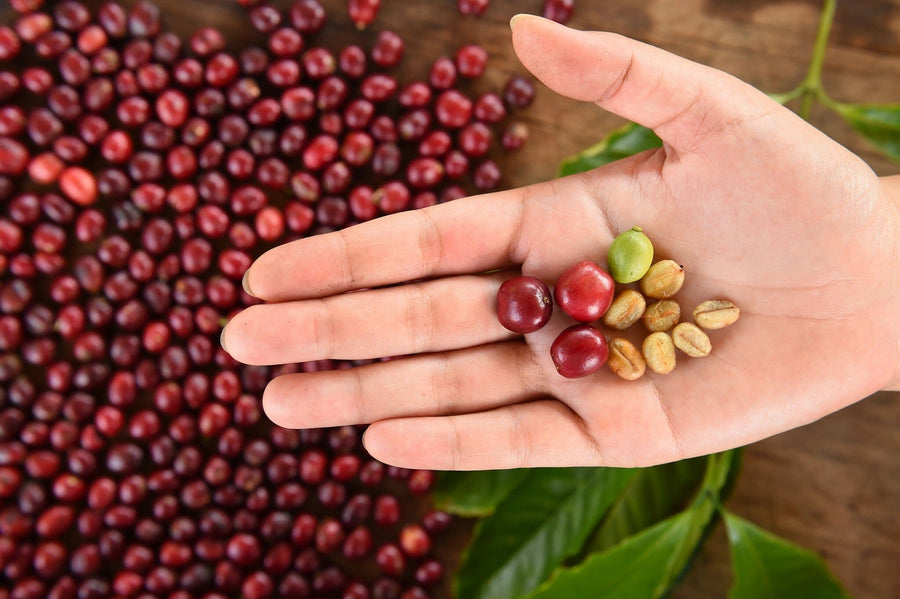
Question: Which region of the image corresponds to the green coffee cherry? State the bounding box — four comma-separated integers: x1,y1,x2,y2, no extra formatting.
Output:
608,226,654,284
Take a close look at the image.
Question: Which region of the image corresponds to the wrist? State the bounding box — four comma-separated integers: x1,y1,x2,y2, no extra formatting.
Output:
888,175,900,216
879,175,900,391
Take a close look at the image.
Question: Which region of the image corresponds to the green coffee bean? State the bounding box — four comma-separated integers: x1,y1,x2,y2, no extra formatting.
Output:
608,338,646,380
642,332,676,374
693,300,740,329
607,226,654,284
602,289,646,330
640,260,685,299
642,299,680,332
671,322,711,357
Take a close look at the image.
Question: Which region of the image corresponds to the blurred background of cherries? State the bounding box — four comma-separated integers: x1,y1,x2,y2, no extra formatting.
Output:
0,1,576,597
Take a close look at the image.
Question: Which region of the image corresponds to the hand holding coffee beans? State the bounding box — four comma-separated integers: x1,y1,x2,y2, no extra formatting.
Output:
496,228,740,379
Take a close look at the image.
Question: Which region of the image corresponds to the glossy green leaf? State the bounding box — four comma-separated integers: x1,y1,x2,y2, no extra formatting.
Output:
833,102,900,160
455,467,636,599
529,499,716,599
557,123,662,177
724,511,850,599
433,469,529,517
701,449,740,498
587,457,707,553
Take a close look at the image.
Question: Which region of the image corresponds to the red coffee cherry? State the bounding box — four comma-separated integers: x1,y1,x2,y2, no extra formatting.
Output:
496,276,552,334
550,324,609,378
554,260,614,323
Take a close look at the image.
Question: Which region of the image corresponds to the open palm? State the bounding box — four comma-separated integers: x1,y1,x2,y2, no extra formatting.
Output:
222,16,900,469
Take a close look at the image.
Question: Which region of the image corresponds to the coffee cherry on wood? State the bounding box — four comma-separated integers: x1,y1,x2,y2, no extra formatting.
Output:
399,524,430,558
226,533,262,567
458,0,489,16
375,543,405,576
342,525,373,559
496,276,552,334
554,260,615,323
542,0,575,24
550,324,609,379
503,75,535,109
348,0,381,30
456,44,487,78
0,1,551,593
58,166,98,205
0,138,31,176
415,559,443,586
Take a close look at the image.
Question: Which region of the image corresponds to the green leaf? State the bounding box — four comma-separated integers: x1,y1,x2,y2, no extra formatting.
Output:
700,449,740,499
557,123,662,177
529,499,716,599
455,467,636,599
833,102,900,160
433,469,529,517
723,511,851,599
587,457,707,553
717,448,744,503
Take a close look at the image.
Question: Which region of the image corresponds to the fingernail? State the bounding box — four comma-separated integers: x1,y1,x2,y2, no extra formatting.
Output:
219,322,229,352
510,13,536,30
242,269,255,297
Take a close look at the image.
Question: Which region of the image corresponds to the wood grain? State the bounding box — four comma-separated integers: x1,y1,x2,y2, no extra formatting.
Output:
3,1,898,597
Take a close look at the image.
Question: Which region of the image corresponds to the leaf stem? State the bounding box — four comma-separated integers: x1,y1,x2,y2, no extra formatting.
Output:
798,0,838,119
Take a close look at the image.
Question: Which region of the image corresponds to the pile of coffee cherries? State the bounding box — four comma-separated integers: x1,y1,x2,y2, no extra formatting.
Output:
457,0,575,22
495,227,740,379
0,0,555,597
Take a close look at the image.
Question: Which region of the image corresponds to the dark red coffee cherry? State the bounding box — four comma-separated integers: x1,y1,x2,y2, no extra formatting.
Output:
550,325,608,378
496,276,552,334
554,260,614,323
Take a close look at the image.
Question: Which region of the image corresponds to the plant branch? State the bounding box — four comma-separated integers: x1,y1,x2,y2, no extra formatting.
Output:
798,0,838,118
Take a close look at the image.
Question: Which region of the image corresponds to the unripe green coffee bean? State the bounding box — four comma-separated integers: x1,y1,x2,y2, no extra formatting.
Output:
607,226,654,284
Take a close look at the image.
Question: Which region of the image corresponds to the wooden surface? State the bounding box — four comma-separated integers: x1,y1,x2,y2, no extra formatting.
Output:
5,1,899,597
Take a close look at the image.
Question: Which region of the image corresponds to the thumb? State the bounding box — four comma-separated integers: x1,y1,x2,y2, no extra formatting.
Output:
510,15,777,154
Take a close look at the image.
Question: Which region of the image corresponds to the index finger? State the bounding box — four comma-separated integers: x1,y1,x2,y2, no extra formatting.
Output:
244,188,525,302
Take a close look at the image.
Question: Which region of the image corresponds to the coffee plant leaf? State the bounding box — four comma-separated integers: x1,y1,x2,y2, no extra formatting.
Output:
454,467,635,599
724,511,851,599
834,102,900,161
558,123,662,177
433,469,529,517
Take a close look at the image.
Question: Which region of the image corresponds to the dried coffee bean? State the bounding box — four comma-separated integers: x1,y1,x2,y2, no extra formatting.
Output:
642,332,676,374
642,299,680,332
640,260,684,299
671,322,711,357
607,338,645,380
693,300,740,330
601,289,646,330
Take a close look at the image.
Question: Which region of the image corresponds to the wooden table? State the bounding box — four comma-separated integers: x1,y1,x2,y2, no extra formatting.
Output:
276,2,900,597
319,2,899,597
5,1,898,597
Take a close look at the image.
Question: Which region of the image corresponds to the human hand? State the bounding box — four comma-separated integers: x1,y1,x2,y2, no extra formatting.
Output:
221,15,900,470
